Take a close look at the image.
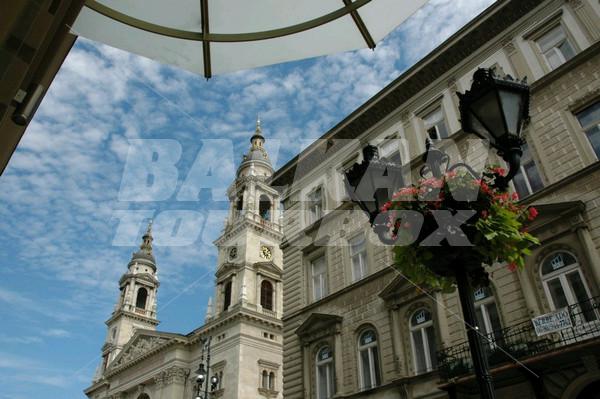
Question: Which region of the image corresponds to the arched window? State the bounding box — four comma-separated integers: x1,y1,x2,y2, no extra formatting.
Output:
316,346,334,399
541,251,597,322
261,370,268,389
268,371,275,390
358,329,381,390
223,280,232,311
259,195,271,221
409,309,437,374
474,286,503,345
260,280,274,311
136,287,148,309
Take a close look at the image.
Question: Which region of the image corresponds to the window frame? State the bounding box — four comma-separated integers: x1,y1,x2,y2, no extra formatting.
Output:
534,23,577,71
349,233,368,282
307,186,324,225
540,251,596,322
575,100,600,159
511,143,544,198
315,345,335,399
473,287,503,348
409,309,437,374
357,328,381,390
260,280,274,311
310,254,328,302
422,105,450,141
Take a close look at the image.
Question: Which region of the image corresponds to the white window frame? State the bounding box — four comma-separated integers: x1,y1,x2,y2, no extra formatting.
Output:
512,143,543,198
541,252,594,312
357,330,380,390
307,186,324,225
378,135,403,164
575,101,600,159
349,233,368,282
535,24,576,71
409,309,437,374
423,106,449,141
474,287,502,348
315,346,335,399
311,256,328,302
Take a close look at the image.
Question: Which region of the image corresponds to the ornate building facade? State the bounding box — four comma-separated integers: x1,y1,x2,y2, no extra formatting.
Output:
85,122,284,399
271,0,600,398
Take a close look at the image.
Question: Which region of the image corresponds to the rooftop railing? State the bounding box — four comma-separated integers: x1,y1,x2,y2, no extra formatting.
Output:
437,296,600,380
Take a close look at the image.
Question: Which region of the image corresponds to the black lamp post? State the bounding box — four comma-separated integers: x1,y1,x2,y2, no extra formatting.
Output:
344,68,530,399
194,336,219,399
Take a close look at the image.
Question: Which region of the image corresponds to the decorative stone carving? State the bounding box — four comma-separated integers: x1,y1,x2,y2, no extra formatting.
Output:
502,38,517,54
162,366,189,385
111,336,170,368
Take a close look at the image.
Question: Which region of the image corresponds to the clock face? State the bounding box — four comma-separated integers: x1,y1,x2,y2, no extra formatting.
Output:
229,247,237,259
260,245,272,260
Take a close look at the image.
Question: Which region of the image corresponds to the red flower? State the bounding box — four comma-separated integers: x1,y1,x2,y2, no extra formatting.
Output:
528,207,538,221
512,192,520,201
481,210,489,218
507,262,518,272
492,167,506,176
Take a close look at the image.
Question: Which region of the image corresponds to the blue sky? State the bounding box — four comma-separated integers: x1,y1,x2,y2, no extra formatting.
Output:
0,1,493,398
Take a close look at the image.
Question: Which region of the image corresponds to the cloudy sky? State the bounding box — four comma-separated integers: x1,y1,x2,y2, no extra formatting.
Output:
0,1,494,398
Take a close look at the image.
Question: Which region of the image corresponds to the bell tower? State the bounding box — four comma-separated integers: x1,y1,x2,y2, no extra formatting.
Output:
99,221,160,375
208,118,283,320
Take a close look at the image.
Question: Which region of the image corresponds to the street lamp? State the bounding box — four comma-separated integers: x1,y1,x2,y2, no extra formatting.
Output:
458,68,530,189
194,337,219,399
344,68,530,399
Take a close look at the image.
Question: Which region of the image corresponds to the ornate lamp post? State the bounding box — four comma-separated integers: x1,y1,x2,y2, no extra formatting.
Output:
345,69,530,399
193,337,219,399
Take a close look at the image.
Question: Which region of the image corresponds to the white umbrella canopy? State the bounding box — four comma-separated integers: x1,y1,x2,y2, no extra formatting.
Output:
72,0,430,78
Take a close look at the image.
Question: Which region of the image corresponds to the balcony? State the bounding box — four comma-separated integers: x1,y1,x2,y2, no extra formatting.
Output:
437,296,600,380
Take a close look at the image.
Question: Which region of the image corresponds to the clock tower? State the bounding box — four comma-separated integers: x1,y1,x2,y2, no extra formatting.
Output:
208,118,283,320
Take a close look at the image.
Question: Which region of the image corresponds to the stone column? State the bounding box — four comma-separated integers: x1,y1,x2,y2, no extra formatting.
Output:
302,343,311,399
334,332,344,395
577,227,600,291
434,292,451,347
517,268,542,317
256,273,263,311
389,307,405,373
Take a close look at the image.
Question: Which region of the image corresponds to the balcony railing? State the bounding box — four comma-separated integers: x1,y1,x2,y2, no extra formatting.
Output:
437,296,600,380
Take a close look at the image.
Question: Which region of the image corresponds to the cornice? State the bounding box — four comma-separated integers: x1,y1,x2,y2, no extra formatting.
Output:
105,309,160,327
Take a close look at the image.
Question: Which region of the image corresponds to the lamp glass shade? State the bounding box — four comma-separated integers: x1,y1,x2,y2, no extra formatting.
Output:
211,375,219,385
499,89,523,136
195,364,206,383
469,90,505,142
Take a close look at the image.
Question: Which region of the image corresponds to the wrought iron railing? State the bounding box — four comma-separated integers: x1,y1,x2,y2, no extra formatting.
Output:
437,296,600,379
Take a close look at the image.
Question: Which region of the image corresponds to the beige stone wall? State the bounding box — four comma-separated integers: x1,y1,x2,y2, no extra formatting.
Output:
279,1,600,398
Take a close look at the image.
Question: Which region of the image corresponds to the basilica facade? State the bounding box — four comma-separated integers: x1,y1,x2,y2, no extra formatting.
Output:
85,122,284,399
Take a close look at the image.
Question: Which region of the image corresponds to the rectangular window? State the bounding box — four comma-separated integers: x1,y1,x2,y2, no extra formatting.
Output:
379,137,402,164
349,234,368,282
536,25,576,70
307,187,323,225
423,107,449,141
576,101,600,158
512,144,544,198
311,256,328,301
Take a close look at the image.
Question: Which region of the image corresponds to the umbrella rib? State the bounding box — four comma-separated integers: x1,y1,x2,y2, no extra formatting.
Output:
343,0,376,49
200,0,211,78
83,0,372,42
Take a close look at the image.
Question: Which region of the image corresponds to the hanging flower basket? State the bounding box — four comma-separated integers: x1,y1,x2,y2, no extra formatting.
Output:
381,167,540,292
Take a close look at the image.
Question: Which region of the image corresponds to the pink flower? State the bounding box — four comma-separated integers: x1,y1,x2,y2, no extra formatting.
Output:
480,210,489,218
512,192,520,201
528,207,539,221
